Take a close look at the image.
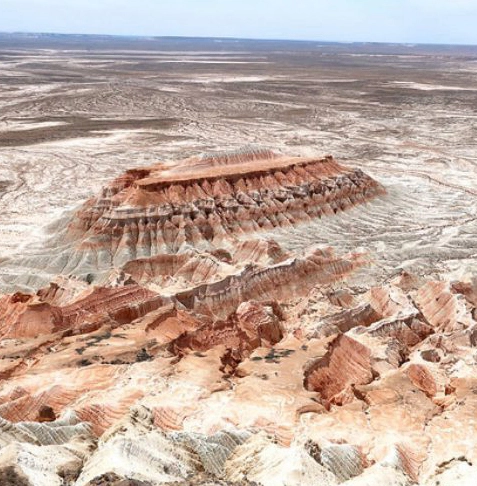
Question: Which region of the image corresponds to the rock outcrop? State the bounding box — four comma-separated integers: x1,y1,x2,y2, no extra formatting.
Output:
69,149,382,267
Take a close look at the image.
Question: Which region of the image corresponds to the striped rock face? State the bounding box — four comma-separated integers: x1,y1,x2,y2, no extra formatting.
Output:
0,149,476,486
69,150,382,262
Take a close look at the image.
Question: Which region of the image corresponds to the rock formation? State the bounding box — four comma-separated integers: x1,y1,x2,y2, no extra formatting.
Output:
0,148,383,291
0,149,475,485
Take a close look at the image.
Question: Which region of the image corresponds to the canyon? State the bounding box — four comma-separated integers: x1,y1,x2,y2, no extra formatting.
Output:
0,34,476,485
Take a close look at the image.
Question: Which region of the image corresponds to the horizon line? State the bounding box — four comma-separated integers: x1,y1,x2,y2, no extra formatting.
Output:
1,30,477,48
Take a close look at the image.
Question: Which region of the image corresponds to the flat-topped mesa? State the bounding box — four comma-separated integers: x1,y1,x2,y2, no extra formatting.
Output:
68,149,384,269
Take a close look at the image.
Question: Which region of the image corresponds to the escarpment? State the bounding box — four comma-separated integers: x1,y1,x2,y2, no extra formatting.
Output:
72,153,382,264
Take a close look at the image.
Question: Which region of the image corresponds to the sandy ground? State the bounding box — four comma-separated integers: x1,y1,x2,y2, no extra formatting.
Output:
0,35,477,287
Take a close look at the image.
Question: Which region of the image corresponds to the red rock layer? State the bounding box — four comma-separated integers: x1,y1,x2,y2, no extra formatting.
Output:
406,363,438,398
122,239,290,290
0,285,164,339
169,301,284,369
122,252,223,289
304,334,374,405
68,151,384,259
173,247,364,318
415,280,473,332
0,385,78,422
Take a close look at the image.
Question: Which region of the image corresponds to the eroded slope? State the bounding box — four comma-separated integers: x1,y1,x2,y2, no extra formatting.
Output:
0,150,474,485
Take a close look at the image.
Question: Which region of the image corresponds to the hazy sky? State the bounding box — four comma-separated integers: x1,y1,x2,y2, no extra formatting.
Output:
2,0,477,45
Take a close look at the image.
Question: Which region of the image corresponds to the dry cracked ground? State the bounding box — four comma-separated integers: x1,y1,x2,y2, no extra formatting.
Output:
0,33,475,486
